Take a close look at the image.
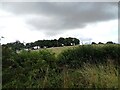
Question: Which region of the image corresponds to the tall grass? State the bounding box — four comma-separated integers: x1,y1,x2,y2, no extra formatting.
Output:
79,60,118,88
58,59,118,88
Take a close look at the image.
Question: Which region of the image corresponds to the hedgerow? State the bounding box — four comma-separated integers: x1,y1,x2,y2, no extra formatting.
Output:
2,44,120,88
57,44,120,68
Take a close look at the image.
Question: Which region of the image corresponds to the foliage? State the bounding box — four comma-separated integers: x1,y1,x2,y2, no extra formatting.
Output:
106,41,114,44
2,48,57,88
66,61,118,88
2,44,120,88
3,40,24,51
92,42,96,44
98,42,104,44
58,44,120,68
3,37,80,51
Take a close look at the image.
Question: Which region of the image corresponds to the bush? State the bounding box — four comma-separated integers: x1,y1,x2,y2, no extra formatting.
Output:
58,44,120,68
2,49,57,88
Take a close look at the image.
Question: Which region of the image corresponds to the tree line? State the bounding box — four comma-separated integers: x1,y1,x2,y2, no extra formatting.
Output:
2,37,80,51
91,41,116,44
2,36,116,51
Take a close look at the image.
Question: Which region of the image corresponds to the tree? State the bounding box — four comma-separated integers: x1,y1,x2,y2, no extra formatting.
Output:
26,43,31,49
58,37,65,46
92,42,96,44
106,41,114,44
5,40,24,51
51,39,58,47
98,42,104,44
73,38,80,45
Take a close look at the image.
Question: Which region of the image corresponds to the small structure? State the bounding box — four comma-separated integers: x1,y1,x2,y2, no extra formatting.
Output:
44,46,47,48
71,43,75,46
62,44,64,47
33,46,40,50
24,48,29,51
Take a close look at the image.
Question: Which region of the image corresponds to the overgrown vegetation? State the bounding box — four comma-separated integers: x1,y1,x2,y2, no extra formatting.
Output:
2,44,120,88
58,44,120,68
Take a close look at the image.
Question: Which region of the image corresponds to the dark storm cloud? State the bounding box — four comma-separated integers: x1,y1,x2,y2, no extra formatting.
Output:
1,2,118,36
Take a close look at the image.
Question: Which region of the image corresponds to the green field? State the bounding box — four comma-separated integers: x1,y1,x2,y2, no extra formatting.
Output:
44,45,79,56
31,45,79,57
36,44,110,56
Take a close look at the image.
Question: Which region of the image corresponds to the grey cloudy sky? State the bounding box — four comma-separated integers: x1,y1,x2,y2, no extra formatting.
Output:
0,2,118,44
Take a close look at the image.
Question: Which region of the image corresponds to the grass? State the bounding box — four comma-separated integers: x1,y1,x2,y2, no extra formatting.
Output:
33,45,79,56
47,45,79,56
58,59,118,88
80,60,118,88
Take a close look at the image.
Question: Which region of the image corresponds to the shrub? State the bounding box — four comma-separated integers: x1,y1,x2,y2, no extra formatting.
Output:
2,49,57,88
58,44,120,68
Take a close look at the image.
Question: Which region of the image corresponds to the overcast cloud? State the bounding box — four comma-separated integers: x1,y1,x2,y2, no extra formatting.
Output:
1,2,118,36
0,2,118,44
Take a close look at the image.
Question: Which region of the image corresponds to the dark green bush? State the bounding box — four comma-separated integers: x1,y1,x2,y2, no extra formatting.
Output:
58,44,120,68
2,49,57,88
